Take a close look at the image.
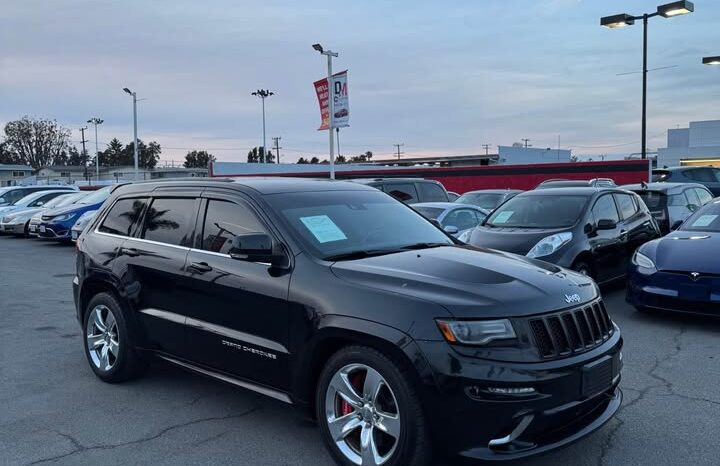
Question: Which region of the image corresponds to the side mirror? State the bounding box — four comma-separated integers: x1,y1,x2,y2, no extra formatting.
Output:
596,219,617,230
687,204,699,212
230,233,287,267
671,220,683,231
429,219,442,229
36,201,44,206
444,225,459,235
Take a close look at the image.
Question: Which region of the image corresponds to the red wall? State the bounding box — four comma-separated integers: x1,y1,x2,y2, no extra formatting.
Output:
212,160,650,195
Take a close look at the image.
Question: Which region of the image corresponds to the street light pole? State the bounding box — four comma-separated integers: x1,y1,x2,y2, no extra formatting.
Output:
123,88,139,181
252,89,274,163
87,118,103,182
313,43,339,180
601,1,694,161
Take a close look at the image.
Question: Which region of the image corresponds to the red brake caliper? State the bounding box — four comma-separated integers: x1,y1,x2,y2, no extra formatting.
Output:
340,372,365,416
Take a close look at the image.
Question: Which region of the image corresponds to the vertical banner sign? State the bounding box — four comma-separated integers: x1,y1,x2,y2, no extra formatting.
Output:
314,70,349,131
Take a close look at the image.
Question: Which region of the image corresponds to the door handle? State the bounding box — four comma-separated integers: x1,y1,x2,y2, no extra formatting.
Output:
188,261,213,273
119,247,139,257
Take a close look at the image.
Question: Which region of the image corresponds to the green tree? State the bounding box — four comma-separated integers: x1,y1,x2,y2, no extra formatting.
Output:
3,116,71,169
297,157,308,164
310,156,320,164
184,150,215,168
336,155,347,164
247,147,274,163
66,146,89,166
98,138,125,166
122,140,161,169
349,151,373,163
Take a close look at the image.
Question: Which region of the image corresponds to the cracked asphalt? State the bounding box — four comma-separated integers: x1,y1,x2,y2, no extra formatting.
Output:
1,236,720,466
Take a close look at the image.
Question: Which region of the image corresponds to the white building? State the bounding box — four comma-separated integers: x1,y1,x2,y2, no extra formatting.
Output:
657,120,720,167
497,146,571,164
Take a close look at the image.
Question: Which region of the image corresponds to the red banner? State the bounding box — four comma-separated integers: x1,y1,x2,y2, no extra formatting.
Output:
313,78,330,130
314,70,349,131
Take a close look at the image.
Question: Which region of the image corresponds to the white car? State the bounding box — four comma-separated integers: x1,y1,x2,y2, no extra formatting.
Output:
0,189,73,217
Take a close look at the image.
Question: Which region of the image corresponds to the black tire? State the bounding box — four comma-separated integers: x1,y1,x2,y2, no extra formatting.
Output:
572,260,594,279
82,292,146,383
316,345,432,466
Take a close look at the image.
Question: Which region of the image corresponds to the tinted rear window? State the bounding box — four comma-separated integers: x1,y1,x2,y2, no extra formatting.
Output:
417,182,448,202
412,206,445,220
140,198,196,246
636,191,666,210
99,198,149,237
383,183,418,203
455,193,504,210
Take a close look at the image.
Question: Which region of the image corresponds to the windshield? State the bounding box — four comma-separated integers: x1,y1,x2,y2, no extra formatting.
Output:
485,194,589,228
455,193,503,210
57,192,89,207
680,201,720,233
78,187,112,205
265,190,453,260
412,206,445,220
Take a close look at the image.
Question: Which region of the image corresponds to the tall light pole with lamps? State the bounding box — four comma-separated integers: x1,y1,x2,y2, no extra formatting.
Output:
251,89,274,163
122,88,140,180
601,1,694,161
87,118,103,181
313,43,339,180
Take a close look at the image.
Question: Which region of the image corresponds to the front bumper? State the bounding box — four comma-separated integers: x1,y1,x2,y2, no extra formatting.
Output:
36,223,71,240
0,222,27,234
626,269,720,315
416,332,622,460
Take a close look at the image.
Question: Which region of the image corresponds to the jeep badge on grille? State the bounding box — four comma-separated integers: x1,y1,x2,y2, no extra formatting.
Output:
565,293,581,304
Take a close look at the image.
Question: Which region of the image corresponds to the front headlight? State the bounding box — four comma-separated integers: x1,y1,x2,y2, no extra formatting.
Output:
53,213,77,222
73,210,97,228
632,251,657,274
527,232,573,258
2,214,17,223
436,319,516,345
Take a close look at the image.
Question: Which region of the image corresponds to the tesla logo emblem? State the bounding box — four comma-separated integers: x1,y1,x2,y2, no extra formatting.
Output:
565,293,582,304
690,272,701,281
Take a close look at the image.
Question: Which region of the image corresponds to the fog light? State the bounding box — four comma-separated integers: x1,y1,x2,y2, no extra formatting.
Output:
486,387,537,396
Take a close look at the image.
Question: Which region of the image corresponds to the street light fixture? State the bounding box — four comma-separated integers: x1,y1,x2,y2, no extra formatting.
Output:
600,1,694,161
122,87,140,181
251,89,274,163
702,56,720,65
87,118,103,181
312,42,339,180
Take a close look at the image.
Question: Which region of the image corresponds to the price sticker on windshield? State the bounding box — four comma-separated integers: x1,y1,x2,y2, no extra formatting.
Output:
691,214,718,228
493,211,514,224
300,215,347,243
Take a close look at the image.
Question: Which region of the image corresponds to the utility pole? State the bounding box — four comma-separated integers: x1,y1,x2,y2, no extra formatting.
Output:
272,136,282,164
394,143,404,160
482,144,490,156
87,118,104,182
79,127,89,183
522,138,531,148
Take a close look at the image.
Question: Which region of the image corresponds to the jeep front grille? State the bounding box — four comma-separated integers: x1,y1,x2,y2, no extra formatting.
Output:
529,300,613,358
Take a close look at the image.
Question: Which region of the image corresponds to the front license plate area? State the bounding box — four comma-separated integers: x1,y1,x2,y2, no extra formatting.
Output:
679,284,710,301
582,355,613,398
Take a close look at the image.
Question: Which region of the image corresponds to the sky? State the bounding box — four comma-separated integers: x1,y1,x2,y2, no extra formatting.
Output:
1,0,719,164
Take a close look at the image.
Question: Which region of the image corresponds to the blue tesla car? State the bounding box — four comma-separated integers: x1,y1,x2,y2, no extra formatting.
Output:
627,199,720,315
37,186,112,241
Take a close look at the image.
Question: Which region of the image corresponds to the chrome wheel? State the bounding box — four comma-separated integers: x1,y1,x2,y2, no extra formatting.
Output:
86,305,119,372
325,363,401,466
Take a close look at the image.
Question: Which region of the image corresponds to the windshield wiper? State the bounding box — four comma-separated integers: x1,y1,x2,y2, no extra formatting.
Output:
324,243,450,261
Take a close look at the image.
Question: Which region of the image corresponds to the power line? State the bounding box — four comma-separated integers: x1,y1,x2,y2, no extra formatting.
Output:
482,144,491,156
393,143,404,160
521,138,531,148
272,136,282,164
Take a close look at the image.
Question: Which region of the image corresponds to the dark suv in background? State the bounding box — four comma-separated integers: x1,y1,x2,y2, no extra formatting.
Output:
74,179,622,465
467,187,660,283
350,177,449,204
653,166,720,196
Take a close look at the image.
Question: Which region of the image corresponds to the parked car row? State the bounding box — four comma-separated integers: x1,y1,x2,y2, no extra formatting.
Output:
0,186,111,240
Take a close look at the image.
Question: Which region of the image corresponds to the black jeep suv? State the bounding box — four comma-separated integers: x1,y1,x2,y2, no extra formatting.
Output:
74,178,622,465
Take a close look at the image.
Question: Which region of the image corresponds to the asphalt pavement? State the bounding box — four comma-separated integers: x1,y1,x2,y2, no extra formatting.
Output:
1,236,719,466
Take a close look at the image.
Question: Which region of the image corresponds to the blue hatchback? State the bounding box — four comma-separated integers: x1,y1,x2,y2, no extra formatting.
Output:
627,199,720,315
37,187,112,241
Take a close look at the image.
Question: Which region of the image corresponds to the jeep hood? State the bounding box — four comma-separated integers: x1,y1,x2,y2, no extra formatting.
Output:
330,245,598,318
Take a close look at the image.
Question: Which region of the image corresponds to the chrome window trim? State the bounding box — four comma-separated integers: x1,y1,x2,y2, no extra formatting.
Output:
93,230,191,252
188,247,272,267
156,354,292,404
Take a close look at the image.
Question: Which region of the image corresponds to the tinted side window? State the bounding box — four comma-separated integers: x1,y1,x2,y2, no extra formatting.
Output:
685,188,700,207
614,194,637,220
696,188,713,205
417,182,448,202
383,183,418,203
592,195,619,223
99,198,149,237
140,198,196,246
684,168,715,182
443,209,481,230
668,192,688,206
201,200,267,254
